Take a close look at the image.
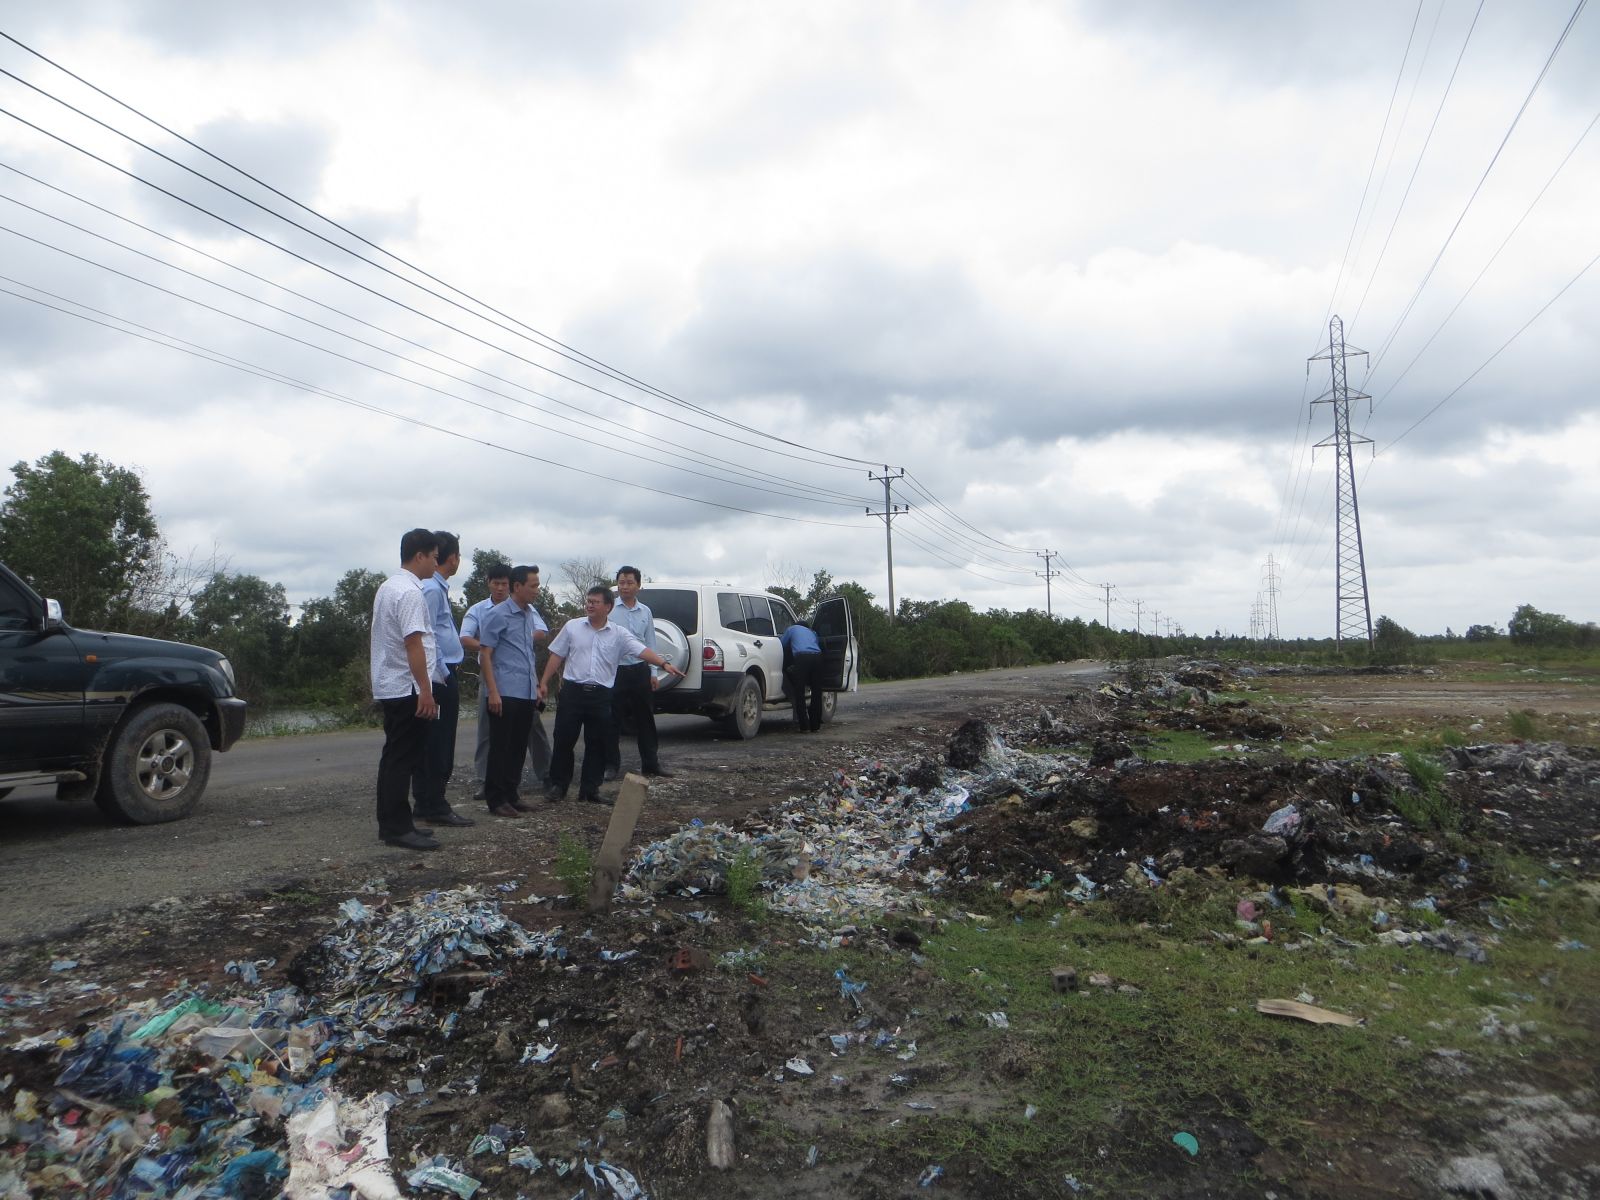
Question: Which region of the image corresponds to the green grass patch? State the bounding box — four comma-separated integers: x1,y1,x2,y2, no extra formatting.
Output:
726,846,765,916
1139,730,1258,762
1507,708,1540,739
836,878,1599,1191
553,831,593,900
1395,748,1460,831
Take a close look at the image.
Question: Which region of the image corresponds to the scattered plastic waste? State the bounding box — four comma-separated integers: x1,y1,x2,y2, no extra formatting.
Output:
919,1164,945,1186
805,1145,819,1167
338,897,373,923
835,968,868,1006
585,1158,647,1199
406,1154,481,1198
509,1146,543,1172
983,1011,1010,1029
1262,804,1301,835
786,1056,815,1076
1556,939,1589,951
1024,1103,1038,1120
1172,1131,1200,1156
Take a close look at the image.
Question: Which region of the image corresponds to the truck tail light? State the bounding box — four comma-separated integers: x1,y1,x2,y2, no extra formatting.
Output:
702,639,725,672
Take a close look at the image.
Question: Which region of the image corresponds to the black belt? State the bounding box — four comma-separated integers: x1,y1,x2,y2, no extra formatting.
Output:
568,681,612,692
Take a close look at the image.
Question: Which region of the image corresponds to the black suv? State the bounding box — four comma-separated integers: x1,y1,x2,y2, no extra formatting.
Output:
0,561,247,823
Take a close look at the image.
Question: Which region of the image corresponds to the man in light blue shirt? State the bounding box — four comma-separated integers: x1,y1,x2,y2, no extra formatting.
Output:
412,531,474,827
477,564,544,818
604,565,670,779
462,563,551,798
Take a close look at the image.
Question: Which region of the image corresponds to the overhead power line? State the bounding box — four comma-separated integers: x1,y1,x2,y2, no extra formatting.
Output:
0,279,873,529
1360,0,1589,379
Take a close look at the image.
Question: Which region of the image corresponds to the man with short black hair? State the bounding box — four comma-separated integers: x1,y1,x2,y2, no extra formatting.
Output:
462,562,551,798
478,565,543,818
370,528,442,851
412,531,474,827
605,565,672,780
539,585,685,804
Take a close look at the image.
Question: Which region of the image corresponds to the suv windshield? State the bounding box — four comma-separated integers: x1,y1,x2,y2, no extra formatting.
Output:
638,588,699,635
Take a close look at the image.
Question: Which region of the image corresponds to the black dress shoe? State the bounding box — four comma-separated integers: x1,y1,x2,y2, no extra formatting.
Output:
642,765,675,778
383,831,440,850
488,805,524,819
509,800,534,813
578,792,608,805
421,812,476,827
543,785,566,803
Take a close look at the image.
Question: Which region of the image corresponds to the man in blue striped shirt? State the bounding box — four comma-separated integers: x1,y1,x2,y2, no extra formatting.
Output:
477,565,543,818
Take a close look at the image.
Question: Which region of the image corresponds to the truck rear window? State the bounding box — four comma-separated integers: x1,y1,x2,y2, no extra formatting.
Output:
638,588,699,636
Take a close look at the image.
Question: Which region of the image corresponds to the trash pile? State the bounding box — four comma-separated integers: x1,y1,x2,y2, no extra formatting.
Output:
625,761,985,927
1446,741,1600,869
0,888,590,1200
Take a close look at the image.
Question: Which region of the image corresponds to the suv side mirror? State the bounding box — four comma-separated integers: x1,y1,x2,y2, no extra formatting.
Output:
42,597,65,633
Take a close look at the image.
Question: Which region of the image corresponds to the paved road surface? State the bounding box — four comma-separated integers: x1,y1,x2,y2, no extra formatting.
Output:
0,663,1106,944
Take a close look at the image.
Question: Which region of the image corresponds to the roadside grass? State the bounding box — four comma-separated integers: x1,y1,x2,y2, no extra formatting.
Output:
553,832,593,901
823,876,1600,1190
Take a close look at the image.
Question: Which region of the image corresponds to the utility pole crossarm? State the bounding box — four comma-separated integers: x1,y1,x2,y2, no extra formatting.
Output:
1035,550,1061,618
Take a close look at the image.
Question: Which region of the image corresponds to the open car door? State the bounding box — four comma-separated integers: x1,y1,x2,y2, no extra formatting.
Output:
812,595,857,692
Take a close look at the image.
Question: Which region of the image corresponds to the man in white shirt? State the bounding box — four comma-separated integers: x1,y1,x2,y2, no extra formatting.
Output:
538,585,685,804
369,528,442,851
412,530,474,827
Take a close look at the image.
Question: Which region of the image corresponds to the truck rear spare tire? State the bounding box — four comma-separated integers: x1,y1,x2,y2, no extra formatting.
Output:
95,702,212,824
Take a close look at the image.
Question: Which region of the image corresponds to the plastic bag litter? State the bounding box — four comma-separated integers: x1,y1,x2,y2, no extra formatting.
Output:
405,1154,480,1199
1262,804,1301,835
298,887,560,1027
584,1158,647,1199
285,1089,403,1200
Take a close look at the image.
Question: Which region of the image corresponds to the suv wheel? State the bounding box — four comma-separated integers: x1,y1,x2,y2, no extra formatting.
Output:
819,690,837,724
94,702,212,824
722,674,764,740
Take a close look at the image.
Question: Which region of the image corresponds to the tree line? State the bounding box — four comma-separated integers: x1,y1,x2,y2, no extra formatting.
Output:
3,452,1593,714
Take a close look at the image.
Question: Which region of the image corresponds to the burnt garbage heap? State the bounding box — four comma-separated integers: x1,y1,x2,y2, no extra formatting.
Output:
925,712,1471,905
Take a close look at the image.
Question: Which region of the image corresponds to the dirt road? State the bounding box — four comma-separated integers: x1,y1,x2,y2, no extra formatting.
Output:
0,662,1108,945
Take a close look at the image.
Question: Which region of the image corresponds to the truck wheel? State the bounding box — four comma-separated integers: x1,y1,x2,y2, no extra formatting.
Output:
94,702,212,824
721,674,764,740
819,691,837,724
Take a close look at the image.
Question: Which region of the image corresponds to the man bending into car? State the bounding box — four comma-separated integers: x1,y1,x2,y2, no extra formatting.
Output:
539,585,685,804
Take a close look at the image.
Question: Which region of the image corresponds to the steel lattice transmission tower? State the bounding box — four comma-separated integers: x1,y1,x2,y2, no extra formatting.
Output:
1309,316,1374,648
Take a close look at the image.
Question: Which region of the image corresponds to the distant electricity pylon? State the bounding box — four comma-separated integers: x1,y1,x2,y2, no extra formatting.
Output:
1309,316,1374,648
867,467,908,624
1262,554,1281,643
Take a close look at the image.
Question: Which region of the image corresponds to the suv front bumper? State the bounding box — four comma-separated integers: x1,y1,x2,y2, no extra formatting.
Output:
214,697,249,751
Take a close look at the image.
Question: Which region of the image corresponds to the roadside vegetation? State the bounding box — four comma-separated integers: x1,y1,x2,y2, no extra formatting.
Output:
4,449,1595,737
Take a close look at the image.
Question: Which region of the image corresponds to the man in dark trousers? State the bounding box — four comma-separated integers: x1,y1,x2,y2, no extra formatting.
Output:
781,617,826,732
539,585,685,804
477,564,543,818
604,565,672,780
369,528,442,850
412,531,474,827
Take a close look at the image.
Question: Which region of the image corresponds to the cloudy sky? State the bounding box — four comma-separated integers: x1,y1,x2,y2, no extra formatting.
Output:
1,1,1595,639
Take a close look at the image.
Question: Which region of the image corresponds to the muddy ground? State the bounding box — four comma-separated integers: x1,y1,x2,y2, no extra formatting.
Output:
1,660,1597,1199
